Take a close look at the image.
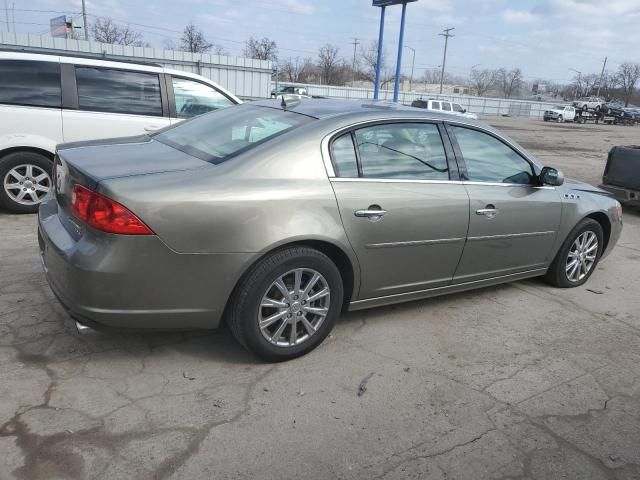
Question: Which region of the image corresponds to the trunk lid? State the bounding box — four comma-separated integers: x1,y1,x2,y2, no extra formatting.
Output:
54,135,209,212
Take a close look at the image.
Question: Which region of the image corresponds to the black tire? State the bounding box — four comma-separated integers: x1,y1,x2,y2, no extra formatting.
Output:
544,218,604,288
582,105,588,112
595,105,601,112
557,115,563,123
0,151,52,214
228,246,344,361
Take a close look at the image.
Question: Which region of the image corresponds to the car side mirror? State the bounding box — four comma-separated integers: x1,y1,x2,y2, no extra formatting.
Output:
539,166,564,186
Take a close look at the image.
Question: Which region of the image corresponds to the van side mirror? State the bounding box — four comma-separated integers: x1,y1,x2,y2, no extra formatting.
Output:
539,166,564,186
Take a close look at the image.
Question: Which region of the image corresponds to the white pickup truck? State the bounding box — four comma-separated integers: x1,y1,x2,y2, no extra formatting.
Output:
543,105,576,122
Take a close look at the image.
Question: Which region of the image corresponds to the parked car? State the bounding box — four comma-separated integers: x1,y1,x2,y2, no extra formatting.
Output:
411,99,478,120
543,105,576,122
600,145,640,206
271,85,307,97
0,50,241,213
572,96,605,111
38,98,623,360
601,101,626,116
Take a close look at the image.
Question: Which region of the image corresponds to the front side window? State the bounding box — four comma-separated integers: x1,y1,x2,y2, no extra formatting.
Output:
155,105,312,164
452,103,464,112
0,60,61,108
451,126,534,184
76,67,162,116
431,101,441,110
353,123,449,180
172,77,234,118
441,102,452,111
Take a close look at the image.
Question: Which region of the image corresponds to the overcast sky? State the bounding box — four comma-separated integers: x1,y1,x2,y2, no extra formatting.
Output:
6,0,640,84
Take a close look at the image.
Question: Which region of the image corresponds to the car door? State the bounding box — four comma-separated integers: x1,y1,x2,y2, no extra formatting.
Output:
168,76,236,124
62,65,171,143
447,124,563,283
328,121,470,299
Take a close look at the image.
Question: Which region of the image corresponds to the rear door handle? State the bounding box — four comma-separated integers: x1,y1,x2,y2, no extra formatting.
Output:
354,206,387,219
476,204,498,218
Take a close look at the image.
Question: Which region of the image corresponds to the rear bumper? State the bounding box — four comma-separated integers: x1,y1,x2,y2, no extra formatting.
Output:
38,197,253,330
599,184,640,206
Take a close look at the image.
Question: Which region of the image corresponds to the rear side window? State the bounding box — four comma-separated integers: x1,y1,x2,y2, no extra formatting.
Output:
0,60,61,108
441,102,452,111
154,105,312,164
75,67,162,116
172,77,234,118
353,123,449,180
331,134,359,177
431,101,441,110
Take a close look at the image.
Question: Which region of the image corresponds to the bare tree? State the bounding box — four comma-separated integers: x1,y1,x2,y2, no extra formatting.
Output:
244,37,278,61
317,44,341,85
497,68,523,98
91,17,145,46
180,22,213,53
359,40,394,87
280,56,313,83
469,69,496,96
616,62,640,106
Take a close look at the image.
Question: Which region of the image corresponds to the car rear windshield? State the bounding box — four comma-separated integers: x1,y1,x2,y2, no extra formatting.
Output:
154,105,313,163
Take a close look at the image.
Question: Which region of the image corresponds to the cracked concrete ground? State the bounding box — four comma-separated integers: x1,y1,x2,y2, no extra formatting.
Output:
1,116,640,479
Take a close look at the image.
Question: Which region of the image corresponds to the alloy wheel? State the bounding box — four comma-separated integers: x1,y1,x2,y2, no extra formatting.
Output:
3,164,51,206
258,268,330,347
565,231,598,282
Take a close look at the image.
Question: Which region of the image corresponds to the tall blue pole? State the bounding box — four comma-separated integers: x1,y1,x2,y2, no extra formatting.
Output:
393,2,407,102
373,6,386,100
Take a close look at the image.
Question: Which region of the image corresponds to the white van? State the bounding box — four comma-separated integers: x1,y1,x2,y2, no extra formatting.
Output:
0,51,241,213
411,99,478,120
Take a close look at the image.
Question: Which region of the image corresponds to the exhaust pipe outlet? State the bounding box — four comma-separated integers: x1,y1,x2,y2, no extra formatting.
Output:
75,320,94,336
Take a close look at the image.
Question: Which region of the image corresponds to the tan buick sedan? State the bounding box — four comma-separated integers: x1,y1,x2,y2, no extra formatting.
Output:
39,98,622,360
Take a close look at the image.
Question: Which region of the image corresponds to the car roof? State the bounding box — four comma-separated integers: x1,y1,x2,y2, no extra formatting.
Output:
250,98,469,122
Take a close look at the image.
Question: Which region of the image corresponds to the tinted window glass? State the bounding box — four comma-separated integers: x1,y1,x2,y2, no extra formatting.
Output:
172,77,234,118
0,60,61,107
452,103,464,112
76,67,162,116
431,101,441,109
451,126,534,184
354,123,449,180
331,134,358,177
441,102,452,111
155,105,312,164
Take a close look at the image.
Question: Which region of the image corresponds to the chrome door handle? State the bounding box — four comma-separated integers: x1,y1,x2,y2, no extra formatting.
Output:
476,205,498,218
354,208,387,218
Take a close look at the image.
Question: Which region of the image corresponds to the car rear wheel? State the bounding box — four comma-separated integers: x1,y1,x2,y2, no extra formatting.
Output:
0,151,52,214
228,246,344,361
557,115,563,123
544,218,604,288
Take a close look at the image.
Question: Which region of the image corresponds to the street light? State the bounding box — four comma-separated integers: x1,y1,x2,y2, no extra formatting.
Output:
569,68,582,99
404,45,416,92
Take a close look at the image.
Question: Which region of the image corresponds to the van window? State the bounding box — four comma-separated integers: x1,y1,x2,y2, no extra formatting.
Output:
0,60,61,108
441,102,452,111
172,77,234,118
75,67,162,116
452,103,464,112
431,101,441,110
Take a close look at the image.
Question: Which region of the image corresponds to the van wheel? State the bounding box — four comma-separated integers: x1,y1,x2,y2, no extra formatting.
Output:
228,246,343,361
545,218,604,288
0,151,52,214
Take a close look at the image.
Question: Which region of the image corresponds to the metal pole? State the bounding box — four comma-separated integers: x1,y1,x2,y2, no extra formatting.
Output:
410,48,415,92
351,38,359,84
373,6,386,100
439,27,454,94
81,0,89,40
597,56,607,97
393,2,407,102
4,0,10,33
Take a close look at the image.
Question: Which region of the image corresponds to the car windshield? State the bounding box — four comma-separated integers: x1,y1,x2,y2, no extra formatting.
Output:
154,105,313,164
554,105,566,109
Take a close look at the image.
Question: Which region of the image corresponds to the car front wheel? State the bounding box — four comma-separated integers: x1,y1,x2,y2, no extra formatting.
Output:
0,151,52,214
228,246,344,361
545,218,604,288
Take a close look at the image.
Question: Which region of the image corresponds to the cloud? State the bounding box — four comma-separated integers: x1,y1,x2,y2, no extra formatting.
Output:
502,8,538,23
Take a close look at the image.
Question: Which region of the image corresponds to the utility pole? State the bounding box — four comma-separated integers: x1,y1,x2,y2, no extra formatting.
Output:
4,0,10,33
81,0,89,41
404,45,415,92
351,37,360,84
438,27,454,94
597,56,607,97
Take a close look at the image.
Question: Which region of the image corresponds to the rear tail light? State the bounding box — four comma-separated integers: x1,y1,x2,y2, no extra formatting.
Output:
70,184,154,235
